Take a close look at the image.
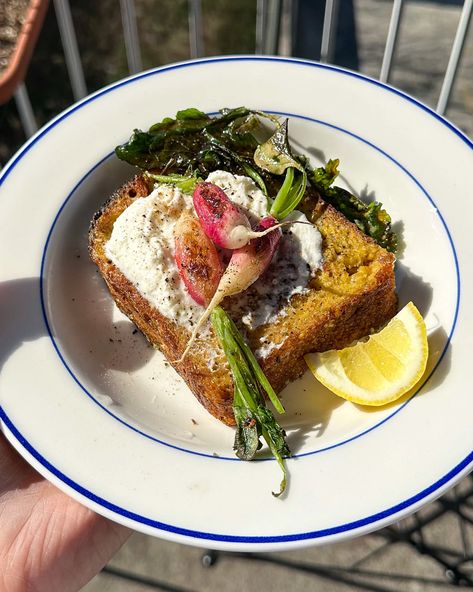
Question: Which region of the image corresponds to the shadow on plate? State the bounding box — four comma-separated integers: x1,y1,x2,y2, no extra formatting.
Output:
396,261,433,315
279,371,345,453
278,262,443,456
0,277,47,374
281,320,451,457
41,154,156,400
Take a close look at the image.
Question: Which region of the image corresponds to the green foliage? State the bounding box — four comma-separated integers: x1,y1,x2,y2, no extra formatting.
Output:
117,107,397,252
115,107,258,175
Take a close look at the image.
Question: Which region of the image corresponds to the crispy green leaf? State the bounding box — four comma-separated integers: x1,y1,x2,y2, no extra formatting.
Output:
233,394,261,461
115,129,159,169
176,107,207,120
311,158,340,190
255,407,290,458
116,107,257,175
221,118,259,151
145,171,201,194
254,119,303,175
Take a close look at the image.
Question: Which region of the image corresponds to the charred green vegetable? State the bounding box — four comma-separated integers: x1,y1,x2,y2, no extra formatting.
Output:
310,159,397,252
116,107,259,177
211,306,290,497
254,119,303,175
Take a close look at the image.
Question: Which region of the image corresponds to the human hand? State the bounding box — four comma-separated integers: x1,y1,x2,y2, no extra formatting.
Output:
0,432,131,592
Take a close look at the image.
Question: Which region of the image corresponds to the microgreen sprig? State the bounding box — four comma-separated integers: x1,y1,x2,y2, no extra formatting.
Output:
145,171,201,194
270,167,307,220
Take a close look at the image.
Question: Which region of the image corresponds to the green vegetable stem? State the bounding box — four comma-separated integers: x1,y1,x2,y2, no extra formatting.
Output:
270,166,307,220
211,306,290,497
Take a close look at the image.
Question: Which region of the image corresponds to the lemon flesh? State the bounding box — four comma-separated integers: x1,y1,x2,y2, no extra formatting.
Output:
305,302,428,406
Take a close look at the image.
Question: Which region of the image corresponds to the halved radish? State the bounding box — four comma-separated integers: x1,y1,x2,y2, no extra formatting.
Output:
174,212,223,306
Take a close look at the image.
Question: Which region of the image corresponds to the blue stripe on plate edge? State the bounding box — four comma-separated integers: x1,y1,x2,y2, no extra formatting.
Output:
1,406,473,543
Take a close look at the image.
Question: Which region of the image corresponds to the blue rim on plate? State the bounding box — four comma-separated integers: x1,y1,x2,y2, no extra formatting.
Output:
1,56,471,545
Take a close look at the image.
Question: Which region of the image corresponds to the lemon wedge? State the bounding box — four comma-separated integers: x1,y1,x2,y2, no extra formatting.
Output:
305,302,428,406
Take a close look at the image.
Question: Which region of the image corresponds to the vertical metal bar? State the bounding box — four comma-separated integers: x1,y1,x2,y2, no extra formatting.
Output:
188,0,204,59
256,0,267,54
120,0,143,74
320,0,340,63
279,0,293,56
264,0,282,55
53,0,87,100
379,0,404,83
436,0,473,115
14,84,38,138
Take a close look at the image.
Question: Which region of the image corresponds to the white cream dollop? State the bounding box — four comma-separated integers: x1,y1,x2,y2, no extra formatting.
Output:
205,170,268,222
105,170,323,331
105,184,201,325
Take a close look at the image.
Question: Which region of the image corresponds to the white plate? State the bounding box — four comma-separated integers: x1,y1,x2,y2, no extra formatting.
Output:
1,56,472,552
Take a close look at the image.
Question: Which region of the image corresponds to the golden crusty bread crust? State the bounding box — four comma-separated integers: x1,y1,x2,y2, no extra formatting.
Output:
89,175,397,426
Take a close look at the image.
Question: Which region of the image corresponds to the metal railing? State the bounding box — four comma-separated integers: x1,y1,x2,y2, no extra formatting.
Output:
11,0,473,139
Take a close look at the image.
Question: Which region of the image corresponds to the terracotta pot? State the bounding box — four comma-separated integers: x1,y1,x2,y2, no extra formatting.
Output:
0,0,49,104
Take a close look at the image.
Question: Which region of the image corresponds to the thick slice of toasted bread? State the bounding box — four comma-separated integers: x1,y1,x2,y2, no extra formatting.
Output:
89,175,397,426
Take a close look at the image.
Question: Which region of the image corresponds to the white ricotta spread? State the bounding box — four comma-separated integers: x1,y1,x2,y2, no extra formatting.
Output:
255,337,286,359
105,183,200,325
206,170,268,223
105,170,323,332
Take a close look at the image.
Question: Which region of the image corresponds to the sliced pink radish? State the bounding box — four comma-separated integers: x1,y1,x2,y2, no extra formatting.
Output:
174,212,223,306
